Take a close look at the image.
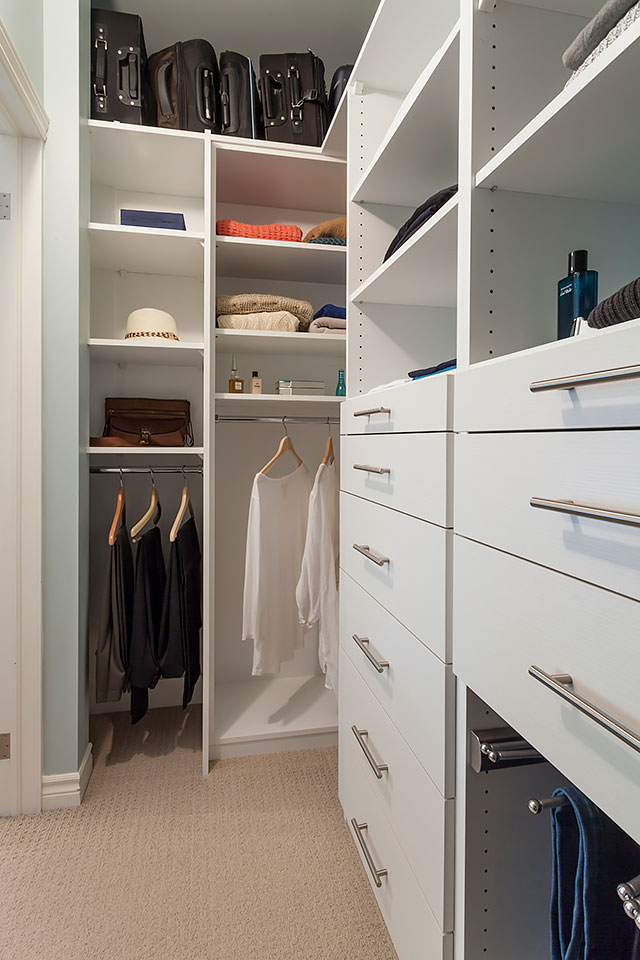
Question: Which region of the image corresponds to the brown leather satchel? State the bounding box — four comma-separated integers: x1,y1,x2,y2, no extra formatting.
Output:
93,398,194,447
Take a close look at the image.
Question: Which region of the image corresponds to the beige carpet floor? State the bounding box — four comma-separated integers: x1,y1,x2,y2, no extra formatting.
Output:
0,706,397,960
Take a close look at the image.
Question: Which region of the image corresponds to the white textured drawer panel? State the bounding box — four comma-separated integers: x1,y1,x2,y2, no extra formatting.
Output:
455,318,640,432
341,374,454,435
455,431,640,601
341,572,454,797
339,734,453,960
454,537,640,847
340,492,451,662
341,433,452,527
340,649,454,930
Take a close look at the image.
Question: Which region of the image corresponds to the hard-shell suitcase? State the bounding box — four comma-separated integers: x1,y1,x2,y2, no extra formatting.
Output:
327,64,353,121
259,52,328,146
220,51,263,139
148,40,221,133
91,8,156,125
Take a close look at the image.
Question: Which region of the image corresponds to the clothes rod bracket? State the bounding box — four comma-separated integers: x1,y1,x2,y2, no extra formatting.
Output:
470,726,546,773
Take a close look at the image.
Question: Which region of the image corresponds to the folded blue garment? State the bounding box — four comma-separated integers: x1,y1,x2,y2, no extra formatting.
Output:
120,209,186,231
409,359,456,379
313,303,347,321
309,237,346,245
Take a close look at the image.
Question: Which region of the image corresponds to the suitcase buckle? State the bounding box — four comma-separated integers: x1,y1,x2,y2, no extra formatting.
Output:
291,105,303,124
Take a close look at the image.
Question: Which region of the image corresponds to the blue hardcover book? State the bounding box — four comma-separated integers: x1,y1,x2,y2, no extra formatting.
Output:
120,209,186,231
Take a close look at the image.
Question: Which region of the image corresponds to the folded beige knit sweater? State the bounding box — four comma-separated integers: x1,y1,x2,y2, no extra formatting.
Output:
216,293,313,330
217,311,300,332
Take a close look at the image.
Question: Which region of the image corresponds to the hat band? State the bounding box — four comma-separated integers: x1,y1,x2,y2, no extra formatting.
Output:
125,331,179,341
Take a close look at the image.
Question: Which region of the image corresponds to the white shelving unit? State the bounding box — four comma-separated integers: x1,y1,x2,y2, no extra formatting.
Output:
215,329,346,357
215,235,346,284
88,446,206,456
88,223,205,278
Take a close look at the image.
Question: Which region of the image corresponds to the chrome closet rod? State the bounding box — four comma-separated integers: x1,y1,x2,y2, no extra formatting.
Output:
90,466,203,475
215,415,340,424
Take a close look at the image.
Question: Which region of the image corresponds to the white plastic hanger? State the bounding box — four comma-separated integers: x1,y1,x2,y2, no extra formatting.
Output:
130,467,162,542
170,466,195,542
260,418,303,476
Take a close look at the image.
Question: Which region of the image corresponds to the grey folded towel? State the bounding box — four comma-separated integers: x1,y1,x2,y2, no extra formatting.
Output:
587,276,640,328
563,0,637,70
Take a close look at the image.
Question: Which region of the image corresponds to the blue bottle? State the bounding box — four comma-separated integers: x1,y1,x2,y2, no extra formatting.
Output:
336,369,346,397
557,250,598,339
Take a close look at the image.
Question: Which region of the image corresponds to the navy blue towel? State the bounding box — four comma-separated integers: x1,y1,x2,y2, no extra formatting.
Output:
313,303,347,321
408,359,456,379
550,785,640,960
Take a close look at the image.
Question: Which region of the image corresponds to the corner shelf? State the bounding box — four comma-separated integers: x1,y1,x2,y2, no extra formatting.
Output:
88,223,205,278
216,235,346,284
351,21,460,207
351,193,458,307
475,18,640,203
215,329,346,357
89,339,204,366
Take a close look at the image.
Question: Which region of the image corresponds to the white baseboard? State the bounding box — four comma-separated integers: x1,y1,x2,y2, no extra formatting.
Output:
41,742,93,811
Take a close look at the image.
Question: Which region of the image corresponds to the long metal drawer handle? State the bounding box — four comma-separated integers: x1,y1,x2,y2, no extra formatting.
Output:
530,497,640,528
353,406,392,418
529,666,640,755
351,725,389,779
352,634,389,673
350,819,388,887
353,543,390,566
353,464,391,475
530,363,640,392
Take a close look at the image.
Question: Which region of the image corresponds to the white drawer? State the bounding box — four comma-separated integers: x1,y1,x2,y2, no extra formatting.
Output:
341,374,454,435
455,318,640,432
341,572,454,797
455,430,640,601
340,492,451,663
339,732,453,960
340,649,454,930
341,433,452,527
454,536,640,847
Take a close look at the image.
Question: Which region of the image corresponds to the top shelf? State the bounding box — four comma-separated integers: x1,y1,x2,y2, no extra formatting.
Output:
475,17,640,204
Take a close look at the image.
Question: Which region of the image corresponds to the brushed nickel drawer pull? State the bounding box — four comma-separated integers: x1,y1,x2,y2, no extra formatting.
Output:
350,819,388,887
530,363,640,393
353,406,391,418
352,634,389,673
353,543,390,566
353,463,391,475
529,666,640,755
351,725,389,779
530,497,640,528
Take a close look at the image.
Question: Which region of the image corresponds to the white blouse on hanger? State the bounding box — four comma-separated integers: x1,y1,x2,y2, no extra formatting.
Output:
242,463,311,675
296,461,339,693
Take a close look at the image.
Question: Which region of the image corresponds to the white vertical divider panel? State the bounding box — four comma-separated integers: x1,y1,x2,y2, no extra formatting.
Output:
203,133,215,774
456,0,474,371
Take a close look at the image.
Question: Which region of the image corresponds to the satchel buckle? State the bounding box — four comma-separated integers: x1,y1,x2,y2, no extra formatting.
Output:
140,429,151,445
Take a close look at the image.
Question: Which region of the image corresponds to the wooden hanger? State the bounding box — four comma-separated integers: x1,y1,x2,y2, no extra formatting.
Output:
260,419,303,475
108,469,126,546
170,467,195,542
130,468,162,542
321,419,335,466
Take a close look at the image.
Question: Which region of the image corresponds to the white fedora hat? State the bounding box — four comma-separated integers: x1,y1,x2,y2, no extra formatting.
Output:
125,307,179,342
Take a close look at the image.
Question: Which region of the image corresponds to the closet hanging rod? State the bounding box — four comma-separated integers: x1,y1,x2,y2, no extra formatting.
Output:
215,415,340,424
90,466,203,475
528,796,570,815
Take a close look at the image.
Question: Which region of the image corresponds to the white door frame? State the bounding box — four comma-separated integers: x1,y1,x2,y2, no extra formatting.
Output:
0,16,48,816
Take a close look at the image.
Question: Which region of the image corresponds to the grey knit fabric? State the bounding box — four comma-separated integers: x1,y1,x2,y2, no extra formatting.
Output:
567,1,640,84
563,0,637,70
587,277,640,328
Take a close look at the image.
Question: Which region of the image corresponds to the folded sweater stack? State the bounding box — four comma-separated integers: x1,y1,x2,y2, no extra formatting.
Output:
216,293,314,331
564,0,639,79
587,276,640,328
216,220,302,242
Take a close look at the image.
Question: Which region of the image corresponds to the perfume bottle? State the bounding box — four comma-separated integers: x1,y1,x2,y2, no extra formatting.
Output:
228,354,244,393
249,371,262,394
557,250,598,340
336,369,346,397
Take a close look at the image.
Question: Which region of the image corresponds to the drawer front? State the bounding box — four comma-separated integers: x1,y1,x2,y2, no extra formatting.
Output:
339,734,453,960
340,492,451,662
340,649,454,930
455,431,640,601
455,318,640,432
341,374,453,435
341,433,452,527
454,536,640,847
341,571,454,797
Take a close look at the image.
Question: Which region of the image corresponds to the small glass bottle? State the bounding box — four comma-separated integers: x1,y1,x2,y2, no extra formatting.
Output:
557,250,598,340
228,354,244,393
249,370,262,394
335,369,346,397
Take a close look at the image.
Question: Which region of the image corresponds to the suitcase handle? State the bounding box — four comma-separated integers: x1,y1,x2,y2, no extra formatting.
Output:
221,73,231,130
196,64,213,125
261,71,284,121
118,47,142,106
156,62,174,119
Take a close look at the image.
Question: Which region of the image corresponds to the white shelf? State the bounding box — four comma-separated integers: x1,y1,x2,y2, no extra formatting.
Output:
216,235,346,284
88,223,205,278
475,18,640,203
89,339,204,366
352,193,458,308
214,675,337,747
89,120,205,197
216,143,346,212
215,393,343,417
352,22,460,206
215,328,346,356
88,446,205,455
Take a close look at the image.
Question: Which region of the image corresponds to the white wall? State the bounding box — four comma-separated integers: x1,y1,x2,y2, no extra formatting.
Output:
0,0,43,97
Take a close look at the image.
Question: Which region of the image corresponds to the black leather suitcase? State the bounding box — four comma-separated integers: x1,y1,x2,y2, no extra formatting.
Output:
148,40,221,133
259,52,328,146
220,52,263,139
327,65,353,122
91,9,156,125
